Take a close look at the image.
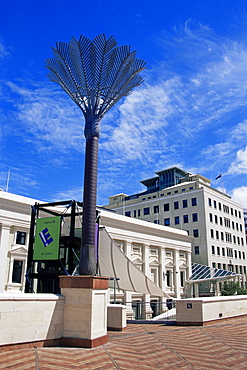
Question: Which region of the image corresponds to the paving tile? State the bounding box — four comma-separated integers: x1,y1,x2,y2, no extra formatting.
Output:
1,317,247,369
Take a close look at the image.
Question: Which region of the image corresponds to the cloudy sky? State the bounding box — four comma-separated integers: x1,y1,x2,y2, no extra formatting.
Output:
1,0,247,207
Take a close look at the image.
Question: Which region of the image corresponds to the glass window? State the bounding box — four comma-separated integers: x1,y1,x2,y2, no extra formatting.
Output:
16,231,26,245
175,216,180,225
215,215,218,224
214,200,217,208
217,247,220,256
125,211,131,217
164,218,170,226
218,202,222,211
210,229,214,238
164,203,169,212
144,207,150,215
211,245,215,255
193,229,199,237
192,213,198,222
133,210,136,217
222,247,225,256
138,209,140,217
12,260,23,284
194,246,199,255
154,205,159,214
191,198,197,206
209,213,213,222
174,201,179,210
208,198,212,206
183,215,189,223
183,199,188,208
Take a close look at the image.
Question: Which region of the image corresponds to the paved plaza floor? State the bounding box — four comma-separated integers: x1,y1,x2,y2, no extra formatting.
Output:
1,316,247,369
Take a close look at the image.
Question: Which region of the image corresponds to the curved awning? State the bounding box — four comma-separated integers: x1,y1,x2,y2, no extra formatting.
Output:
98,227,170,297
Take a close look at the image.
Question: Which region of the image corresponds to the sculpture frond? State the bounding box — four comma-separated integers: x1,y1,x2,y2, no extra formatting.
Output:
45,34,146,120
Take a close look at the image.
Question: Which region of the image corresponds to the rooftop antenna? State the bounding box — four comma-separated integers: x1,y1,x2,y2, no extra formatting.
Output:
5,170,10,192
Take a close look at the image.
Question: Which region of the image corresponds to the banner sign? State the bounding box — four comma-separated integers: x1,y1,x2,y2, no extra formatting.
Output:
33,216,61,260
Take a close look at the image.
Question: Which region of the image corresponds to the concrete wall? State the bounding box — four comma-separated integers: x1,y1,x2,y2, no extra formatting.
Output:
176,295,247,325
0,293,64,347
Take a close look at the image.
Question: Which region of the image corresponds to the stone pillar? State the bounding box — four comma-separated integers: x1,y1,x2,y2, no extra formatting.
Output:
0,223,11,293
124,240,134,320
60,276,109,348
142,244,152,319
174,250,180,298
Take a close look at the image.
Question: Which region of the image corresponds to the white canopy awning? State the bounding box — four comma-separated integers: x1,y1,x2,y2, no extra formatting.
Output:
98,227,169,298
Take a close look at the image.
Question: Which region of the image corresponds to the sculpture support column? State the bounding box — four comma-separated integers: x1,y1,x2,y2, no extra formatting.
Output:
60,276,109,348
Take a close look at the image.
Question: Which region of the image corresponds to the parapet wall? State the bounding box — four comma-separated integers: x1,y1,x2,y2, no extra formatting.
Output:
0,293,64,349
176,295,247,325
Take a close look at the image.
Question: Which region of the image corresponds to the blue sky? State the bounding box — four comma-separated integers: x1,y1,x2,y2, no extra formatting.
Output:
1,0,247,207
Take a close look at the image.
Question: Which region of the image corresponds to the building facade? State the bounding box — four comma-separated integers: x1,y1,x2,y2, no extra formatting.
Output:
0,190,192,319
105,167,247,286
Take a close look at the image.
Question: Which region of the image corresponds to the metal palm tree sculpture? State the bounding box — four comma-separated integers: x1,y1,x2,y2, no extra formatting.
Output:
45,34,146,275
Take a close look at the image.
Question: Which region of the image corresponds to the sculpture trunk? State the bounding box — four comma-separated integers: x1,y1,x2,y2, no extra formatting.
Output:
79,135,99,275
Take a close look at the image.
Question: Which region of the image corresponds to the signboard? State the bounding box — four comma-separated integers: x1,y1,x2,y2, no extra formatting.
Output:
33,216,61,260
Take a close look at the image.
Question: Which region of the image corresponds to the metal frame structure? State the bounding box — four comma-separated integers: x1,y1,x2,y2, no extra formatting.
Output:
24,200,99,293
45,34,146,275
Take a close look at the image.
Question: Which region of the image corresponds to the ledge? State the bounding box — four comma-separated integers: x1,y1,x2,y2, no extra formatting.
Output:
59,276,109,289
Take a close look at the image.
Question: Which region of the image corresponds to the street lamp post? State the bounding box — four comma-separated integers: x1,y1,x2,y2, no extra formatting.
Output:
45,34,146,275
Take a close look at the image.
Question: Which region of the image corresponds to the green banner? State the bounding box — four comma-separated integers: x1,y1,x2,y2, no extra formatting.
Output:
33,216,61,260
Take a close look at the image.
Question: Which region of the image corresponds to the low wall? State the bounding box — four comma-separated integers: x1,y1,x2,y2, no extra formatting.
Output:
107,304,126,331
176,295,247,325
0,293,64,349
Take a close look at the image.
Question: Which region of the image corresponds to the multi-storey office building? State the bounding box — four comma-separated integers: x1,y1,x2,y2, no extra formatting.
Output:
106,167,247,286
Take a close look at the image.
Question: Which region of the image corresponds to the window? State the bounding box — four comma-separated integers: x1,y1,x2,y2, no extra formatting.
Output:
220,217,223,226
215,215,218,224
221,232,224,241
182,188,186,192
174,201,179,210
183,215,189,223
217,247,220,256
16,231,26,245
218,202,222,211
224,218,230,228
222,247,225,257
226,232,232,243
180,271,185,287
125,211,131,217
223,205,229,213
154,220,159,224
138,209,141,217
240,224,243,232
216,230,219,240
211,245,215,255
144,207,150,215
209,213,213,222
231,208,234,216
232,221,235,229
164,218,170,226
12,260,23,284
233,235,236,244
235,250,238,258
183,199,188,208
189,186,193,190
164,203,169,212
133,210,136,217
192,213,198,222
214,200,217,209
243,252,245,260
175,216,180,225
194,246,199,255
212,262,216,268
208,198,212,206
193,229,199,237
154,205,159,214
239,251,242,259
210,229,214,238
166,270,172,287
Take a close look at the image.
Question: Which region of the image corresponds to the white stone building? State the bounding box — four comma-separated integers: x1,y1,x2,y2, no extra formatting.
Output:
105,167,247,288
0,190,192,318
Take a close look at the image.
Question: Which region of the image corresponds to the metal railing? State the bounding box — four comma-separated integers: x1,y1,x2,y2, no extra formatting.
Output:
113,300,176,321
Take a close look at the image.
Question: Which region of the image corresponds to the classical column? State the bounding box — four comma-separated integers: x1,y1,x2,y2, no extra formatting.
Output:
124,240,134,320
159,247,167,309
173,249,180,298
0,223,11,293
142,244,152,319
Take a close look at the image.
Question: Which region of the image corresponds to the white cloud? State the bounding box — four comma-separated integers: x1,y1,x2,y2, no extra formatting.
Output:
231,186,247,208
4,81,84,153
228,146,247,174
